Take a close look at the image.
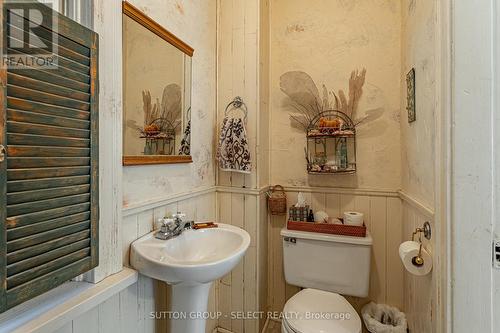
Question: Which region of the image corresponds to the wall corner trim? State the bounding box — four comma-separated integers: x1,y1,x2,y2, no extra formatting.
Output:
215,185,270,196
282,186,400,198
398,190,435,218
123,186,217,216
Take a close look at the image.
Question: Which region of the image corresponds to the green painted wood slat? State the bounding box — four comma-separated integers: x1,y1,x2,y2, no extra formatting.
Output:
7,86,90,111
7,220,90,253
7,175,90,192
6,230,90,264
8,10,92,55
8,73,90,102
7,146,90,158
6,203,91,229
7,248,90,289
7,133,90,148
7,23,91,68
7,238,90,277
7,48,90,84
7,212,90,241
7,239,89,278
8,97,90,121
8,68,91,94
6,258,92,310
7,109,89,130
7,121,90,139
7,193,90,217
7,166,90,181
7,157,90,168
7,184,90,205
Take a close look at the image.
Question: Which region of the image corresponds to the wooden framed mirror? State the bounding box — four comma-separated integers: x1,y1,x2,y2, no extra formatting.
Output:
122,1,193,165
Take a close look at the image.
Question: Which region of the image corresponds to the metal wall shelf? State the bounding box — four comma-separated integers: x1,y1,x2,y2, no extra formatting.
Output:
305,110,357,174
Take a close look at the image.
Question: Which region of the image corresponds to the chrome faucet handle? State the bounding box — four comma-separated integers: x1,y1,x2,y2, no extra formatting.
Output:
155,216,193,240
172,213,186,220
159,218,176,232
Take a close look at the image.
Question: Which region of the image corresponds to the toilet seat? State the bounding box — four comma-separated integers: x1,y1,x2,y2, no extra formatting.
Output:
281,289,361,333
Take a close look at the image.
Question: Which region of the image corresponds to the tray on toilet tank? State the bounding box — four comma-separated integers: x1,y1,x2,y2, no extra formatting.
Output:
287,219,366,237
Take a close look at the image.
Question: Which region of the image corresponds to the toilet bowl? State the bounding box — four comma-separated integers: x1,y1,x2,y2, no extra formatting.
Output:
280,289,361,333
280,228,372,333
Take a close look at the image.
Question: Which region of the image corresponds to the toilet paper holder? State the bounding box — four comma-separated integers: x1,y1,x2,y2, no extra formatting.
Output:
411,222,431,267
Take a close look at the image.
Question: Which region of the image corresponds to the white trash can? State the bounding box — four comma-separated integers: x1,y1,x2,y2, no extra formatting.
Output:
361,302,408,333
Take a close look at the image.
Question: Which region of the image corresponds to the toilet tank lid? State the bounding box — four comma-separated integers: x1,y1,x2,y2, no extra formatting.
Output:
281,227,373,246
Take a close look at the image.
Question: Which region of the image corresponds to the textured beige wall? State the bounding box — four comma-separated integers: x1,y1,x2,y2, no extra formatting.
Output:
270,0,402,190
400,1,437,333
123,0,217,207
401,0,436,208
266,3,406,331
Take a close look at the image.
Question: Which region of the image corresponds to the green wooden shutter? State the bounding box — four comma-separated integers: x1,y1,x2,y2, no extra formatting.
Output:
0,2,99,312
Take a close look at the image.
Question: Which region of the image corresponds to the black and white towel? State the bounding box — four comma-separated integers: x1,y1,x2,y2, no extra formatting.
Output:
178,120,191,155
216,118,251,173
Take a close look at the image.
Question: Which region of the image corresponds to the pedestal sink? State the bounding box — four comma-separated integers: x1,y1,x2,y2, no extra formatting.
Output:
131,223,250,333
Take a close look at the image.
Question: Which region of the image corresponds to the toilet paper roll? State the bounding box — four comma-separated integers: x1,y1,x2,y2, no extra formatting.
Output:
343,211,364,226
399,241,433,276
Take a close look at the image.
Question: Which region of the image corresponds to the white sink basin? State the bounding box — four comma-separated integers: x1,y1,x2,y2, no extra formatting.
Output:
131,223,250,284
130,223,250,333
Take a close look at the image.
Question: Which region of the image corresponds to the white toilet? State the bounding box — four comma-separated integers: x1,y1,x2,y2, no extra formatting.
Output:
280,227,373,333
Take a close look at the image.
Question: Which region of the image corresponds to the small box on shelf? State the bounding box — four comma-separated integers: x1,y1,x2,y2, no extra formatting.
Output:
288,205,310,222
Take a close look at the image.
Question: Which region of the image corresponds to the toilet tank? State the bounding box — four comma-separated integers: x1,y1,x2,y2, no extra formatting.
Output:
281,227,372,298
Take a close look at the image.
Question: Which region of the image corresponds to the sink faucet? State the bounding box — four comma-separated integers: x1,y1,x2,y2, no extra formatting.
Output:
155,213,194,240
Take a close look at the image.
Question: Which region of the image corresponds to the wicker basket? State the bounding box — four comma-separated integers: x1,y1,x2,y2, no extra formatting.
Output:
268,185,287,215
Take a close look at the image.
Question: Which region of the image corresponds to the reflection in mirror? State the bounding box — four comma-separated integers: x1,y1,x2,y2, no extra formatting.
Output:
122,2,193,165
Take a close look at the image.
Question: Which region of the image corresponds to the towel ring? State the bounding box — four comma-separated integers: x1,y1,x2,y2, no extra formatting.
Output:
224,96,248,124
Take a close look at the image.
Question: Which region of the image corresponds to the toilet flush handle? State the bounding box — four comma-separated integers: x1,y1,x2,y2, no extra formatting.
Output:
284,237,296,244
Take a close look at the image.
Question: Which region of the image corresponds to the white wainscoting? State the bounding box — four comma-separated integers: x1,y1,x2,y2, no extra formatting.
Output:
216,187,268,333
42,189,218,333
267,187,404,315
400,192,435,333
49,276,155,333
25,187,439,333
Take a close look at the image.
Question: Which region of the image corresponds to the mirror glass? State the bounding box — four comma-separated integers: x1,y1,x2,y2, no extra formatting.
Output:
122,6,192,165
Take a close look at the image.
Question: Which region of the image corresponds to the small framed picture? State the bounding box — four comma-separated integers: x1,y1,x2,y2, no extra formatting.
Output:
406,68,416,123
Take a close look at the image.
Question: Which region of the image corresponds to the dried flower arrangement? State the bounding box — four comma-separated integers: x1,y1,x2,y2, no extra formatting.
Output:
127,83,183,138
280,69,368,130
280,70,374,175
